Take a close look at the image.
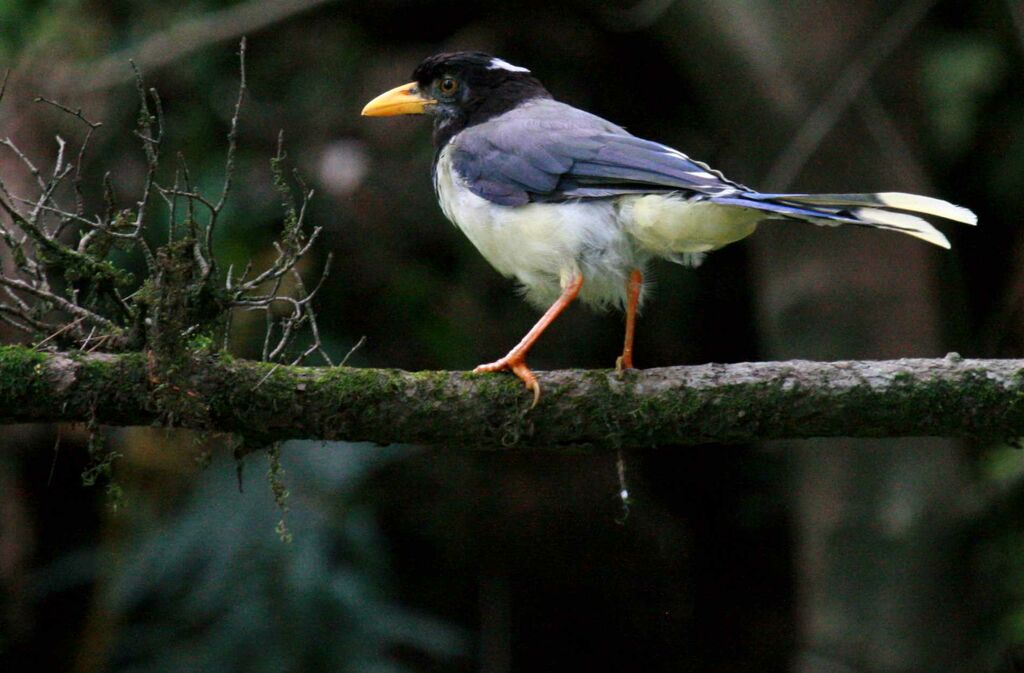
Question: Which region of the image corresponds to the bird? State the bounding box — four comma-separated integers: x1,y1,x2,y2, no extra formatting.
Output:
362,51,976,406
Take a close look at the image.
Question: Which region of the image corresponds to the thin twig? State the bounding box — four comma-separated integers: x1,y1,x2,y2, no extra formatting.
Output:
57,0,335,94
1,137,48,192
339,335,366,367
214,37,246,214
0,274,118,330
33,96,103,129
33,316,86,350
0,304,58,334
234,226,321,291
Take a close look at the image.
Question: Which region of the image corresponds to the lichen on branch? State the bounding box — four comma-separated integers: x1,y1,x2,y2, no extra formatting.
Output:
4,347,1023,449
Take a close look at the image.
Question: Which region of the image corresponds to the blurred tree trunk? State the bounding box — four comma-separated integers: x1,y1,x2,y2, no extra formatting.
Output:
751,229,974,672
662,1,981,670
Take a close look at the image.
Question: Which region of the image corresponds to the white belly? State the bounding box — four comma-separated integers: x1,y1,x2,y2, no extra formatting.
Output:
434,147,644,310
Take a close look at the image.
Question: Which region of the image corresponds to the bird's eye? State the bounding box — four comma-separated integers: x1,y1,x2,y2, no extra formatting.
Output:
439,77,458,94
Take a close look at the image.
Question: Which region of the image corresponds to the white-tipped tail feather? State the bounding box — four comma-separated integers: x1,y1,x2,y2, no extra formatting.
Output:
622,190,975,265
849,207,951,249
769,192,977,226
724,191,976,250
876,193,977,225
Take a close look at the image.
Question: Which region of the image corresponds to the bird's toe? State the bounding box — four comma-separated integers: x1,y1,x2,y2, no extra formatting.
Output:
474,355,541,407
473,359,509,373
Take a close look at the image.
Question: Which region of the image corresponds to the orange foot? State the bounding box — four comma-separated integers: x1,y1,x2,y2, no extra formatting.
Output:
615,353,634,373
474,355,541,408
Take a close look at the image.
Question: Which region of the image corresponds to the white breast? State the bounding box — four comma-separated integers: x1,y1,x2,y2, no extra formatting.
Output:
434,146,643,310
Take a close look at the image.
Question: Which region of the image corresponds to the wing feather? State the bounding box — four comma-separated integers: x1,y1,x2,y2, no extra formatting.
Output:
448,100,741,205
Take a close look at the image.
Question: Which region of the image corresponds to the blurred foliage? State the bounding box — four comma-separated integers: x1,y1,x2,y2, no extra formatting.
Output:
33,443,464,672
922,36,1006,155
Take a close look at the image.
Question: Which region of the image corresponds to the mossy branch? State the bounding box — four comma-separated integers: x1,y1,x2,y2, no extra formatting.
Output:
4,346,1023,449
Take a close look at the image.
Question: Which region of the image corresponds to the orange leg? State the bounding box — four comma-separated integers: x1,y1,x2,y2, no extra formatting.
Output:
616,269,643,372
475,275,584,407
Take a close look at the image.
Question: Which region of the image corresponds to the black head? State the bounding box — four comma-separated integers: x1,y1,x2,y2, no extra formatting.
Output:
363,51,550,148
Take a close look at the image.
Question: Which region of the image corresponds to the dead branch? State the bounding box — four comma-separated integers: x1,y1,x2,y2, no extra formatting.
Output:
53,0,336,94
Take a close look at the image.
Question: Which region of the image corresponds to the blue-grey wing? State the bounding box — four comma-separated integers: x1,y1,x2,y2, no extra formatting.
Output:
448,99,744,206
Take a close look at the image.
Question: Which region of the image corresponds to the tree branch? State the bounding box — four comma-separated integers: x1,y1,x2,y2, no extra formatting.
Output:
3,347,1022,449
53,0,336,94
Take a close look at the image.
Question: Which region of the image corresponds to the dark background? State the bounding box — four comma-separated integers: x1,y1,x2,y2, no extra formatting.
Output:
1,0,1022,671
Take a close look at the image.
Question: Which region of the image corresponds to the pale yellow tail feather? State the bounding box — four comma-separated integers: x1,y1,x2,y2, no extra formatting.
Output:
852,207,951,249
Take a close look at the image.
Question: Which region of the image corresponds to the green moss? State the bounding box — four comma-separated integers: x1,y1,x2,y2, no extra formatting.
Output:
187,333,216,352
81,422,124,511
467,370,523,404
0,345,50,406
309,366,405,401
33,233,134,289
266,442,292,544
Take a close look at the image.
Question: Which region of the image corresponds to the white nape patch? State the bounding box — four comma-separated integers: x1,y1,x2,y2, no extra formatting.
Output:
487,57,530,73
877,192,977,225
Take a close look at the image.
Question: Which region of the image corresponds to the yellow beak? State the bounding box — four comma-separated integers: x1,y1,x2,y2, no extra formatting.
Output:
361,82,435,116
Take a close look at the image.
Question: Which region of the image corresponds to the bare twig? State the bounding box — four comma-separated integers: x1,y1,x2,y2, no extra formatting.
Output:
202,37,247,281
176,155,196,240
1,137,48,192
33,317,86,350
34,96,103,129
0,304,58,334
215,36,247,214
0,274,118,330
56,0,335,94
34,98,102,220
339,335,366,367
235,228,321,292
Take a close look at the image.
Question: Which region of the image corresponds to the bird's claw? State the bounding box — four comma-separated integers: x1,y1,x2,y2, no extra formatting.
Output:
615,353,634,373
474,355,541,408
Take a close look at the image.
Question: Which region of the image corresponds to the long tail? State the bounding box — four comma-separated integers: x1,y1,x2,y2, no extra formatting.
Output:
712,191,977,249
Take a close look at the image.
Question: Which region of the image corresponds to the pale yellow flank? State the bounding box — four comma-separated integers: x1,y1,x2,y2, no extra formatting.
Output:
622,195,760,255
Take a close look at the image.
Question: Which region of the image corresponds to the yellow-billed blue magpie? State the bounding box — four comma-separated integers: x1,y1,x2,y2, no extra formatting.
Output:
363,51,976,404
